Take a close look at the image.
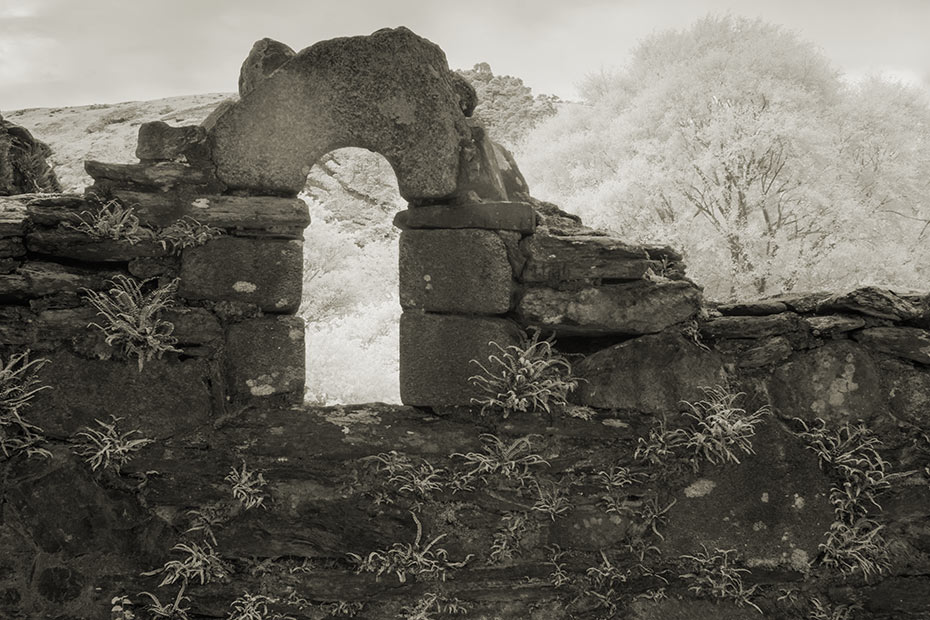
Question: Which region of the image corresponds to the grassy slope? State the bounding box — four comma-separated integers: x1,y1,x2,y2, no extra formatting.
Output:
3,93,232,192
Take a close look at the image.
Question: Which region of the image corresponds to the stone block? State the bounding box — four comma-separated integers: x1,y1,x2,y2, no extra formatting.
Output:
701,313,806,340
393,202,536,234
226,315,305,400
880,358,930,428
179,237,303,312
26,228,170,262
821,286,922,321
574,331,727,413
518,280,702,337
399,229,513,314
399,311,523,407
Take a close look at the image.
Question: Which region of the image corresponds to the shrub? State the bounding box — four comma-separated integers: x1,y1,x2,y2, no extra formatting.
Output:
469,328,579,418
82,275,180,371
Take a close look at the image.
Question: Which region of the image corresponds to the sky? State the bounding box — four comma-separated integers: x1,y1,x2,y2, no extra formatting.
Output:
1,0,928,110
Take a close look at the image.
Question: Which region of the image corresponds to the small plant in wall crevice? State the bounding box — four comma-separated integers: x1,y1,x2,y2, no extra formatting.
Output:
82,275,181,371
225,461,269,510
72,415,153,473
678,545,762,613
468,328,581,419
0,350,52,459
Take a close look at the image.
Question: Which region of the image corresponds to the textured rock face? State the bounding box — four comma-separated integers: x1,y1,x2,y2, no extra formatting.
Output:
399,229,514,314
0,114,61,195
209,27,473,200
227,315,305,402
574,330,727,413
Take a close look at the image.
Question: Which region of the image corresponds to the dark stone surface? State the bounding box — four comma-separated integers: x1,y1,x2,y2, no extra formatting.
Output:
135,121,207,162
854,326,930,365
0,113,61,195
238,37,296,97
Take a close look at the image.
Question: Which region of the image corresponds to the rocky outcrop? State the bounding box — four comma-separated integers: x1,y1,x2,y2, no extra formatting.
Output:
0,113,61,195
238,37,296,97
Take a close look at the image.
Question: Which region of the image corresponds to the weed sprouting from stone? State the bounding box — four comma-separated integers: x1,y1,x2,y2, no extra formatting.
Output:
678,545,762,613
401,592,467,620
225,461,269,510
138,589,191,620
452,433,549,486
793,417,896,580
585,550,628,590
228,592,296,620
66,200,154,244
546,545,571,587
144,542,229,588
634,415,688,466
808,597,861,620
72,415,153,473
0,351,51,459
531,478,573,520
681,385,770,467
157,216,224,253
468,328,579,418
371,451,447,499
82,275,180,371
347,512,473,583
185,506,225,546
489,511,529,564
318,601,365,617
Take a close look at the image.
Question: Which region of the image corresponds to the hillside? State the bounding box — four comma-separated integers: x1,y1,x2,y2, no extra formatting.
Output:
3,93,232,192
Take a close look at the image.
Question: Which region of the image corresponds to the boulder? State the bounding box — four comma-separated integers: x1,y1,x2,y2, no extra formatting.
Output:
768,340,885,424
0,114,60,195
399,229,514,314
517,280,702,337
853,326,930,365
574,330,727,413
700,313,806,340
880,358,930,428
209,27,472,201
238,37,296,97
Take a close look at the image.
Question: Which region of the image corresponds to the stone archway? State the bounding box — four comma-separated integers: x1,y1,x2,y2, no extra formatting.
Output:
201,27,539,409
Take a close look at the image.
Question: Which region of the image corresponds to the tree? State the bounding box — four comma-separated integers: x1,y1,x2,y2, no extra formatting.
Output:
519,15,930,299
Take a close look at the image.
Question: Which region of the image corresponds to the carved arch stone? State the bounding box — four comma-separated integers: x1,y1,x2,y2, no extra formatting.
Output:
207,27,476,202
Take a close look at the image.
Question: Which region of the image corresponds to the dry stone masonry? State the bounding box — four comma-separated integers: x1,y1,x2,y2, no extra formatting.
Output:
1,26,929,620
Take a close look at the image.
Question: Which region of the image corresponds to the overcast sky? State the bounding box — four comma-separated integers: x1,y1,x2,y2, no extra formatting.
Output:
1,0,928,111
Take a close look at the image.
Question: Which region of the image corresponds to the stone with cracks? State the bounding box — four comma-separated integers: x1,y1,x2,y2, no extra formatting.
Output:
518,280,702,336
399,229,514,314
574,330,727,413
209,27,473,201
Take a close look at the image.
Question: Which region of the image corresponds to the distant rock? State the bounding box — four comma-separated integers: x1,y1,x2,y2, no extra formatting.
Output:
0,113,61,195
